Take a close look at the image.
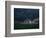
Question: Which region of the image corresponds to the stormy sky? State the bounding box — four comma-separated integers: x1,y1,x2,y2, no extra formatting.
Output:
14,8,39,21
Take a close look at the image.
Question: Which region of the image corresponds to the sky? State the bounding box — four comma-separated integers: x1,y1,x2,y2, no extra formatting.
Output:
14,8,39,21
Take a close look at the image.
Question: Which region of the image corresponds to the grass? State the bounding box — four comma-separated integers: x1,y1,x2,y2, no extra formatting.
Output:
14,23,39,30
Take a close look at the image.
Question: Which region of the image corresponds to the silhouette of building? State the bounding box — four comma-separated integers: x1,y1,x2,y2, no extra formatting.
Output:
24,18,32,24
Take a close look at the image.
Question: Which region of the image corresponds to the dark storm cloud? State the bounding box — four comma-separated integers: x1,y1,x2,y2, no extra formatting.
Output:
14,8,39,21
